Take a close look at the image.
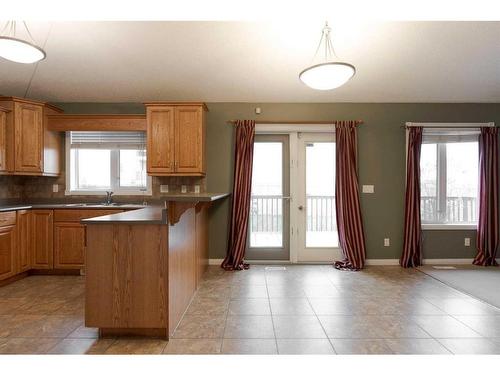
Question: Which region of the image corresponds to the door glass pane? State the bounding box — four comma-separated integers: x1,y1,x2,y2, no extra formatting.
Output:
250,142,283,247
446,142,478,223
119,149,147,188
305,142,338,247
420,143,438,222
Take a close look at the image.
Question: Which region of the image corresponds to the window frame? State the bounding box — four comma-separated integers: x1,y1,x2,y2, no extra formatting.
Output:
406,127,480,230
65,132,152,196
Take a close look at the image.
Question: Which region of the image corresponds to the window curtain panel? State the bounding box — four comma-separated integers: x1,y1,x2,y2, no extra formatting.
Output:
334,120,366,271
400,127,423,268
473,127,499,266
221,120,256,271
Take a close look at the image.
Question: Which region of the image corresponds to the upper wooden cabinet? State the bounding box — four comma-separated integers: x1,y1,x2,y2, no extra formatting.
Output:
0,108,9,172
0,97,63,176
145,102,207,176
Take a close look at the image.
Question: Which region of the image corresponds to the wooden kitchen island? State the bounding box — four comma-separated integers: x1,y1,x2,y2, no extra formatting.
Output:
82,193,228,339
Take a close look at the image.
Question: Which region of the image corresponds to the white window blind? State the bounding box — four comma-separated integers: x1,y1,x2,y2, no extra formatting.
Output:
70,131,146,148
422,128,480,144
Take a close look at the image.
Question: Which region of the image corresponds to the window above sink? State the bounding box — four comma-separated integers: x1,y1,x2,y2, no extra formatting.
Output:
65,131,152,196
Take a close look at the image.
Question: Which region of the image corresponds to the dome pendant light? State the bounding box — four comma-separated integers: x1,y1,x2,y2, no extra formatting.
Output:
299,22,355,90
0,21,46,64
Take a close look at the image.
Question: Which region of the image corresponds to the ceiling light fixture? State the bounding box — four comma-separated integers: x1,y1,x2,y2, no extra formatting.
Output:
299,22,355,90
0,21,46,64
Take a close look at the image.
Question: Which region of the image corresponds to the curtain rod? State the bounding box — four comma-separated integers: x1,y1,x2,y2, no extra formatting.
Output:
404,122,495,129
227,120,364,125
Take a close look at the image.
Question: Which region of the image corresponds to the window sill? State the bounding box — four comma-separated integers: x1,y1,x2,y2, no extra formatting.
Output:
65,190,152,196
422,224,477,231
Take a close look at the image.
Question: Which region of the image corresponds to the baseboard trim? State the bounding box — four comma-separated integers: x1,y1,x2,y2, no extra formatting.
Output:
208,259,224,266
421,258,474,265
209,258,484,266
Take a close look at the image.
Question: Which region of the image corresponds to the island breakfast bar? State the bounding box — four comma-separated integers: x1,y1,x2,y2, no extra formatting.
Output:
82,193,229,339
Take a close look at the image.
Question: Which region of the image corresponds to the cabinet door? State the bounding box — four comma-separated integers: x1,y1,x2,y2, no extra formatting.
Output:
0,110,7,172
31,210,53,269
16,210,31,273
54,223,85,269
0,225,16,280
174,106,204,174
14,102,43,173
147,106,175,174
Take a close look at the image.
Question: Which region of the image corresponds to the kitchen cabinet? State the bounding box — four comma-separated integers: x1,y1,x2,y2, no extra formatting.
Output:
0,97,63,176
0,107,9,172
145,102,206,176
16,210,31,273
14,102,44,173
53,209,123,270
31,210,54,269
0,212,16,281
54,223,85,269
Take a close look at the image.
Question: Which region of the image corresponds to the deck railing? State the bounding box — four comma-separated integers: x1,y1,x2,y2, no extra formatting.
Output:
250,195,335,233
421,196,477,223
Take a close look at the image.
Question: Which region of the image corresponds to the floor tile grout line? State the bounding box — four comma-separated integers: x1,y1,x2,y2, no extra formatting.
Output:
304,284,337,354
264,271,279,354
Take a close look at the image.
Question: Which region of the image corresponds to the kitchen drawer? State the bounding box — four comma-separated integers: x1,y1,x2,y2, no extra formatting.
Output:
54,209,123,222
0,211,16,227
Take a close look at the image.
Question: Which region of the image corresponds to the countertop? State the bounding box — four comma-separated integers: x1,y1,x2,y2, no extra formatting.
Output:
81,206,167,225
82,193,229,224
160,192,230,202
0,203,146,212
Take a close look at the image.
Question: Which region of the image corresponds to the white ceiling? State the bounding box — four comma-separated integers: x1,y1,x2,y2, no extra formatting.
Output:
1,21,500,103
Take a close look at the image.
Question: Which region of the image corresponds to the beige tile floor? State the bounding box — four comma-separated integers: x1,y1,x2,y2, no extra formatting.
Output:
1,265,500,354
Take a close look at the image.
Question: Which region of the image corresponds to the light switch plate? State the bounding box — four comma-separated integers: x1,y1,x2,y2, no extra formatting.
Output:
181,185,187,193
194,185,201,194
52,184,59,193
384,238,390,247
160,185,169,193
464,238,471,247
362,185,375,194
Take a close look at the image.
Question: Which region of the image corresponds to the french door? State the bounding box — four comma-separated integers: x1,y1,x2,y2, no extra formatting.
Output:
296,133,341,262
246,131,340,262
246,134,290,260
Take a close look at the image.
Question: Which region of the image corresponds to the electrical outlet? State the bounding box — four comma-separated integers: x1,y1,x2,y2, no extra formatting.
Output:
181,185,187,193
52,184,59,193
160,185,169,193
194,185,201,194
384,238,390,247
464,238,471,247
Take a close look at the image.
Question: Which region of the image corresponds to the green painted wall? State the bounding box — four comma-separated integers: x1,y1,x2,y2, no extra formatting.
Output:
56,102,500,260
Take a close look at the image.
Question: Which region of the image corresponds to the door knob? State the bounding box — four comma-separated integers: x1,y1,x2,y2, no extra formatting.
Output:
298,205,304,210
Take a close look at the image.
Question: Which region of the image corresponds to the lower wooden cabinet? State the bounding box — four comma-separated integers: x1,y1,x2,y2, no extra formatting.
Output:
54,222,85,269
16,210,31,273
31,210,54,269
0,225,16,281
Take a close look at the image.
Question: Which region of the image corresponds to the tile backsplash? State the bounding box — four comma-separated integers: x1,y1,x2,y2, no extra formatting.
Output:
0,173,206,203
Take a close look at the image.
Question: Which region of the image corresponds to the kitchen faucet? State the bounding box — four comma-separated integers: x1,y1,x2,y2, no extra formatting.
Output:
105,191,114,205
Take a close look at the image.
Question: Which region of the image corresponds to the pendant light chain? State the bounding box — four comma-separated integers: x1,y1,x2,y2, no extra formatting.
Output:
311,22,339,64
23,21,38,44
23,22,52,98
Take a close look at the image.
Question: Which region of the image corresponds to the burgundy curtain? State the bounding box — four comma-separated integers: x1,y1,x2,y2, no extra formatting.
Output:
221,120,255,270
473,127,499,266
400,127,423,268
334,121,366,271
